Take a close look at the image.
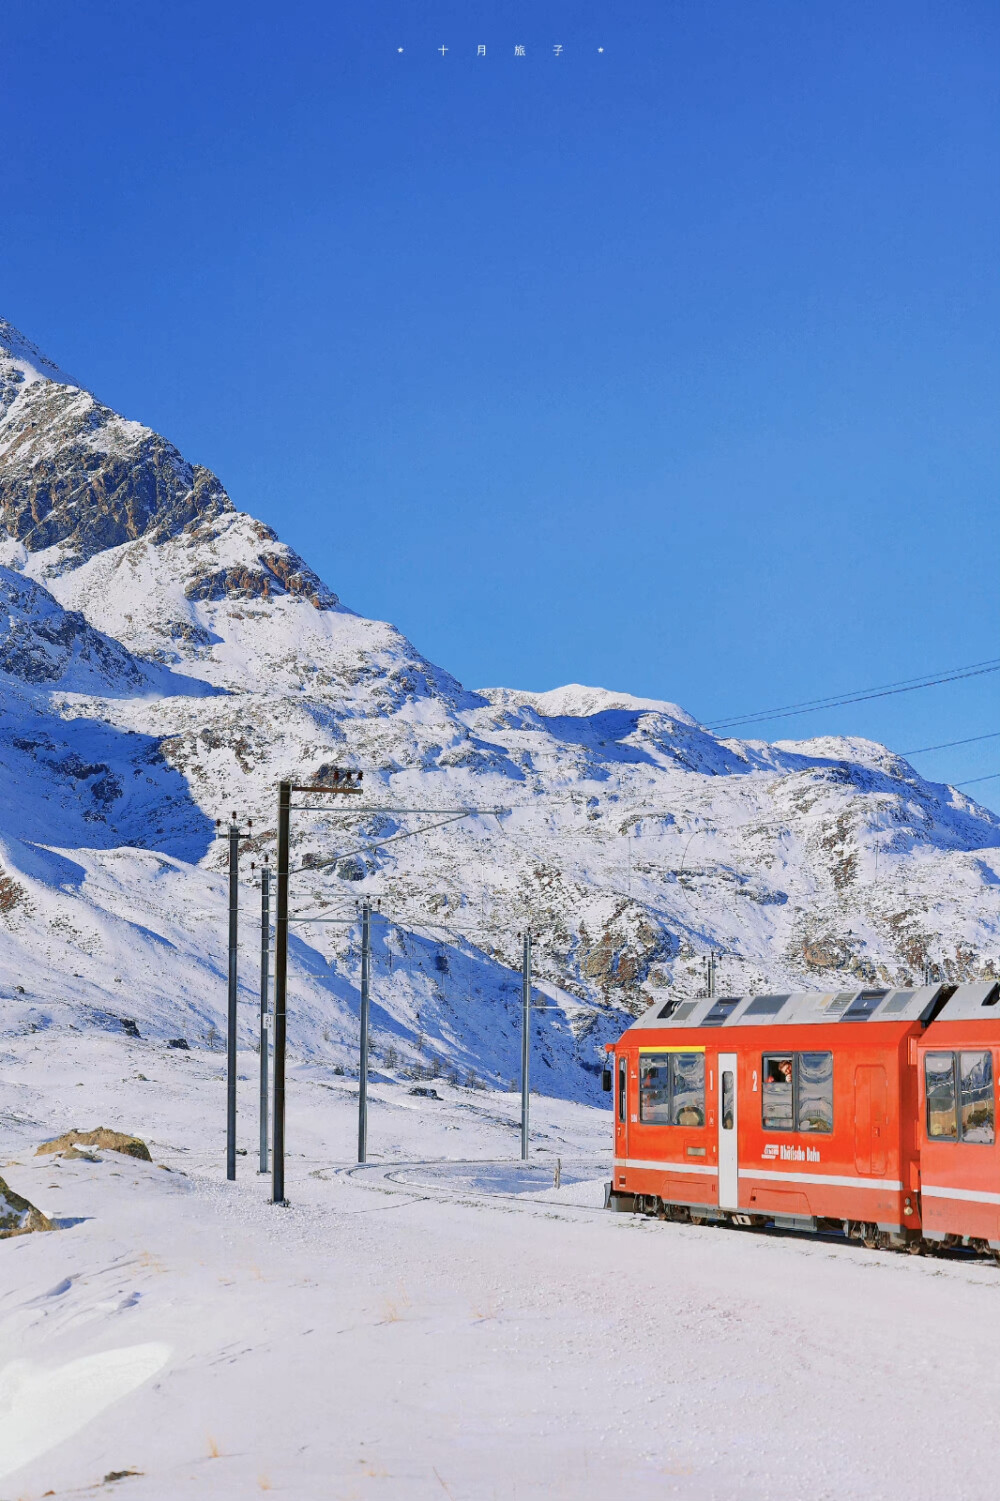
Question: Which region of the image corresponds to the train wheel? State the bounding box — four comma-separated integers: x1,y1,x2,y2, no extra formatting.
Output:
861,1224,884,1250
992,1249,1000,1269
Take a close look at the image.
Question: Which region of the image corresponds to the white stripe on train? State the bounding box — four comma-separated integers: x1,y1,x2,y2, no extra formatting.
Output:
922,1185,1000,1206
740,1167,904,1192
614,1157,716,1176
614,1159,904,1192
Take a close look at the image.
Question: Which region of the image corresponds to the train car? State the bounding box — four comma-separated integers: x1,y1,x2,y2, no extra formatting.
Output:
915,981,1000,1255
604,985,953,1247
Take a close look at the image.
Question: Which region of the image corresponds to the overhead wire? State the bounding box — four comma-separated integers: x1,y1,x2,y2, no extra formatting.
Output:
303,811,473,873
707,656,1000,732
902,730,1000,755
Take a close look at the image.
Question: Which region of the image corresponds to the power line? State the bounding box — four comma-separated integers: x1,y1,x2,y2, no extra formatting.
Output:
903,730,1000,756
955,772,1000,787
707,657,1000,732
304,811,474,872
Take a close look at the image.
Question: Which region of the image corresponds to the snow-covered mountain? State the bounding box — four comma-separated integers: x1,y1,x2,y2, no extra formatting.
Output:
1,316,998,1099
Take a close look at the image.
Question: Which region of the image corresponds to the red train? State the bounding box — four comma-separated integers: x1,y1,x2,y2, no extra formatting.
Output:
603,981,1000,1258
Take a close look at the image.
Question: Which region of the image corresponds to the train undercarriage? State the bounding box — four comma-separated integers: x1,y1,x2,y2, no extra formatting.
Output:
604,1185,1000,1262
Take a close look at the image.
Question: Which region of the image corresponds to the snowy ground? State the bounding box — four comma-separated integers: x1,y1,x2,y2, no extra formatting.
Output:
3,1033,1000,1499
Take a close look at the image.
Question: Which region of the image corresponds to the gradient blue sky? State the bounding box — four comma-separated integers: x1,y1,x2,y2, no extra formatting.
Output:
1,1,998,805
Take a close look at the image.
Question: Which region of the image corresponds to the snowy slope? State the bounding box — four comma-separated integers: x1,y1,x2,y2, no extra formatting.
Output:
0,316,999,1100
5,1033,1000,1500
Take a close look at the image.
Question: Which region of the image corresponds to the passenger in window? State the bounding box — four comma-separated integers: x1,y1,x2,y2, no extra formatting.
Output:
762,1055,794,1130
638,1058,671,1125
670,1053,705,1126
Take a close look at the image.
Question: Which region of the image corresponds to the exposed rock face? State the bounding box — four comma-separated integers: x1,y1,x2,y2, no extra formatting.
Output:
0,868,26,914
0,324,337,614
0,1174,53,1236
0,377,232,567
184,550,337,610
801,936,853,971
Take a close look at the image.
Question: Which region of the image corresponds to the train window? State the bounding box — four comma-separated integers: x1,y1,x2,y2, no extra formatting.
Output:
925,1051,995,1142
638,1052,705,1127
762,1055,794,1129
960,1051,995,1143
722,1071,735,1130
671,1053,705,1126
639,1056,671,1124
618,1058,627,1122
762,1052,833,1133
925,1052,958,1140
797,1052,834,1133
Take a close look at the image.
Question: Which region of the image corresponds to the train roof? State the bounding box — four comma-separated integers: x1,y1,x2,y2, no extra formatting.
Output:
623,981,999,1034
929,981,1000,1022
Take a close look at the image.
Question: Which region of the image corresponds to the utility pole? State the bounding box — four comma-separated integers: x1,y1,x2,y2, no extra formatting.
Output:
358,899,371,1163
266,776,497,1195
272,782,291,1206
520,930,532,1161
706,951,716,999
270,770,363,1206
217,813,252,1183
259,859,271,1173
228,820,239,1182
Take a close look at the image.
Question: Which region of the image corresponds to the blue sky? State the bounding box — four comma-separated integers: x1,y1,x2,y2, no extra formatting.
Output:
1,0,998,806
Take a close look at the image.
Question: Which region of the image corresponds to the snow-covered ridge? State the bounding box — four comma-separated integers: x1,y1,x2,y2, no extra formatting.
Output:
479,683,697,724
0,563,220,699
0,317,80,396
0,315,998,1102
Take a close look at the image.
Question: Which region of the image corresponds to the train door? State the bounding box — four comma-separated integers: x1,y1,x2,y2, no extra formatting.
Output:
918,1045,999,1242
854,1065,888,1175
615,1054,629,1161
718,1051,739,1209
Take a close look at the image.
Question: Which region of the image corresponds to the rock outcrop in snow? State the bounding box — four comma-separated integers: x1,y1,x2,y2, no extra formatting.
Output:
0,315,998,1100
0,1174,52,1237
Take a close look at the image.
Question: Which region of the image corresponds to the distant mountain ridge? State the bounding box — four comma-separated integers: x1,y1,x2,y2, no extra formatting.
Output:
0,316,997,1097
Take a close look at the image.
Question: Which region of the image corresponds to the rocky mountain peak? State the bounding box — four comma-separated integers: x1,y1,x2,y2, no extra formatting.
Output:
0,317,80,402
0,316,344,638
0,315,242,572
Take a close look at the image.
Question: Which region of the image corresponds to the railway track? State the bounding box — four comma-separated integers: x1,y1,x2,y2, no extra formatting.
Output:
323,1157,614,1222
314,1158,1000,1281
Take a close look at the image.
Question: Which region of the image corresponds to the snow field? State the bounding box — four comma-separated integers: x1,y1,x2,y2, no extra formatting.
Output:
2,1031,1000,1499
